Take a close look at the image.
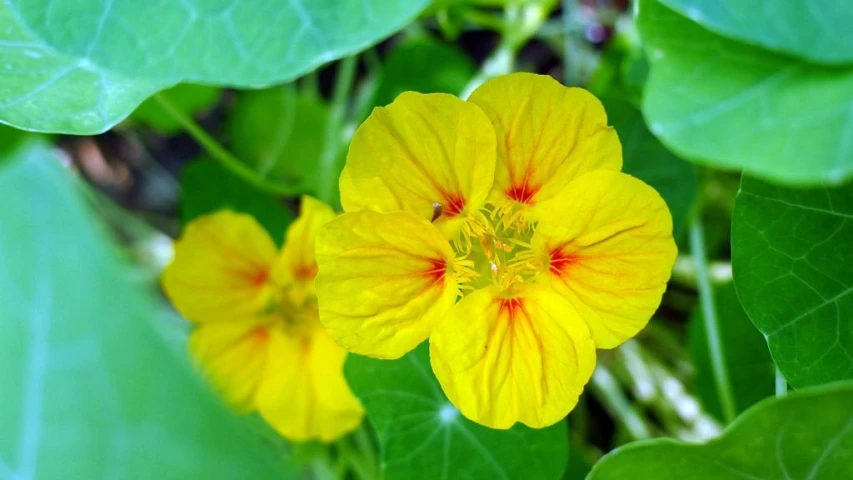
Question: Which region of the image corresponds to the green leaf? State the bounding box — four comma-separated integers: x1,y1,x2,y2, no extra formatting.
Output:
687,282,775,421
603,98,697,236
587,382,853,480
731,176,853,388
373,39,475,107
0,139,295,479
180,158,295,244
345,344,569,480
0,2,162,135
226,87,330,193
638,0,853,185
1,0,429,134
660,0,853,65
131,84,220,134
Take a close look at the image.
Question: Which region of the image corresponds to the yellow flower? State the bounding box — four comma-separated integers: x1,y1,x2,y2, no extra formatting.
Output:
316,73,677,429
161,197,364,442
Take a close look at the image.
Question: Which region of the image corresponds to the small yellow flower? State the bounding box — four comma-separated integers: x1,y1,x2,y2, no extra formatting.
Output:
161,197,363,442
316,73,677,429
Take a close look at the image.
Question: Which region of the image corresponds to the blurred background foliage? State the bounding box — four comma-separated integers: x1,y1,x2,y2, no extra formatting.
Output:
1,0,852,479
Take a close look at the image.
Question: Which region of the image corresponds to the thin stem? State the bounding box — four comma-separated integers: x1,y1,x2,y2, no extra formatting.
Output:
460,0,556,98
591,365,652,440
690,218,737,423
153,93,295,196
316,56,358,206
775,368,788,397
561,0,577,86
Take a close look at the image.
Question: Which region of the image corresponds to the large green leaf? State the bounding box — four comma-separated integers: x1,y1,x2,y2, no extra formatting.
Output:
731,176,853,388
687,282,775,421
1,0,429,134
226,87,330,194
0,2,162,134
180,158,295,245
660,0,853,65
0,139,294,479
638,0,853,185
603,98,697,236
345,344,568,480
587,382,853,480
373,38,475,107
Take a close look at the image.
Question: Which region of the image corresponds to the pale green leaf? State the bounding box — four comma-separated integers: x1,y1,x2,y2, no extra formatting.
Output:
588,382,853,480
660,0,853,65
731,176,853,388
0,139,295,479
1,0,429,134
639,0,853,185
345,344,568,480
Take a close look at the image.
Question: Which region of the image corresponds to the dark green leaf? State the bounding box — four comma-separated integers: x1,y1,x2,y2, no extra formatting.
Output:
1,0,429,134
660,0,853,65
373,39,475,107
587,382,853,480
345,344,569,480
639,0,853,185
226,87,330,193
604,97,697,236
0,139,295,479
731,176,853,388
180,158,295,244
131,84,220,134
688,282,775,421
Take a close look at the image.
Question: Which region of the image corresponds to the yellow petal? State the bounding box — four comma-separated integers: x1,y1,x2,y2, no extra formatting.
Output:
189,321,273,411
430,285,596,429
340,92,496,239
274,196,336,304
532,171,677,349
161,211,278,324
255,327,363,442
468,73,621,220
316,210,459,359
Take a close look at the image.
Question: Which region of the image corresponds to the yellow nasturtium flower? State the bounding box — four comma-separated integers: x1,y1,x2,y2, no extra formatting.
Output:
316,73,677,429
161,197,363,442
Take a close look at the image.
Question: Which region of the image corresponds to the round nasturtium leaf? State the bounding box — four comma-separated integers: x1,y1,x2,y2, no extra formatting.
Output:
0,0,430,134
638,0,853,186
226,88,331,194
660,0,853,65
345,344,569,480
732,176,853,389
0,139,296,479
587,382,853,480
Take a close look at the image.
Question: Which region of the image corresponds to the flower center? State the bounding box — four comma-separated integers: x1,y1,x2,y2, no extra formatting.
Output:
452,203,541,292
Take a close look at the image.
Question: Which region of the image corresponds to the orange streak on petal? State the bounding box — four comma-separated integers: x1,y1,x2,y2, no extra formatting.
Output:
424,258,447,286
549,248,579,276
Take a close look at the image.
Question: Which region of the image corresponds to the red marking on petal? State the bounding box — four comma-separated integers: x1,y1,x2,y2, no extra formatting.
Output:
294,263,318,280
549,248,579,276
252,326,270,343
505,176,540,205
237,267,270,287
441,192,466,218
499,297,526,322
424,258,447,285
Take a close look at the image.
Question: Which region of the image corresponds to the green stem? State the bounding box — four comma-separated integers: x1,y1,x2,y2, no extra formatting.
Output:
316,56,358,206
591,365,652,440
460,1,556,98
690,218,737,423
776,368,787,397
153,93,294,196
